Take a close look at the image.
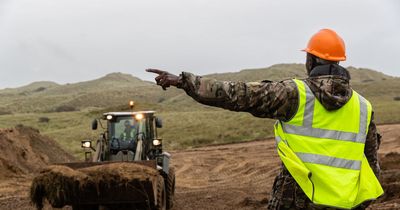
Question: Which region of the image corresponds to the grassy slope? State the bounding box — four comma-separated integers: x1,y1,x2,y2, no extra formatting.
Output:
0,64,399,158
0,72,181,113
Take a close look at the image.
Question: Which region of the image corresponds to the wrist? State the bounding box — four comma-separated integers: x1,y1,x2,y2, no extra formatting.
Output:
176,73,184,88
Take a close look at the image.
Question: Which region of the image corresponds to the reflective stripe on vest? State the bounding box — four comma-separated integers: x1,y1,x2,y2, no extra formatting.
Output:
275,136,361,170
282,83,368,143
274,79,383,209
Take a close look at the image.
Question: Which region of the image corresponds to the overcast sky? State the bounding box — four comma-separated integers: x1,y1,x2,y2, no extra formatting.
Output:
0,0,399,88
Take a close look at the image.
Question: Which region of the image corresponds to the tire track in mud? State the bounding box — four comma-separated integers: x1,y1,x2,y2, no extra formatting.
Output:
171,140,279,209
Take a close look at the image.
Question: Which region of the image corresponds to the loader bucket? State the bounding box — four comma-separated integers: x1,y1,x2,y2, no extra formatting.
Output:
30,161,162,209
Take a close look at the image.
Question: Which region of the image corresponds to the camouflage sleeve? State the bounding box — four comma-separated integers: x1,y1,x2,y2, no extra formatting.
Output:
178,72,298,121
364,111,381,178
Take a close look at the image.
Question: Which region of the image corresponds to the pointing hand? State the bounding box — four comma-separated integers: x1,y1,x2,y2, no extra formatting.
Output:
146,69,180,90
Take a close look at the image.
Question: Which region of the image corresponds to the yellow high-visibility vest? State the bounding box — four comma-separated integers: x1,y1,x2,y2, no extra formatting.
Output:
274,79,383,209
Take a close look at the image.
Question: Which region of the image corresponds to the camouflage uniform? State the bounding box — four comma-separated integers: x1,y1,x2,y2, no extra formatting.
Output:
178,64,381,210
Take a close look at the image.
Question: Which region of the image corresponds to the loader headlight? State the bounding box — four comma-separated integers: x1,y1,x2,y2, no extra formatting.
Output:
129,100,135,108
81,140,92,148
152,139,162,146
135,113,144,121
106,115,113,120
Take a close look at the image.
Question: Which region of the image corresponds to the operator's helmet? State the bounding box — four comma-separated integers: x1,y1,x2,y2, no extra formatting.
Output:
303,28,346,61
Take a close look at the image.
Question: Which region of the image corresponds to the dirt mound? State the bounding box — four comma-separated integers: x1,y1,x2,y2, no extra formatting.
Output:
30,162,160,209
0,125,75,180
377,124,400,154
380,152,400,171
368,152,400,209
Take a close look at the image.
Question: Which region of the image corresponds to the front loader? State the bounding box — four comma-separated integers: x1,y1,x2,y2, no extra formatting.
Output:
30,104,175,210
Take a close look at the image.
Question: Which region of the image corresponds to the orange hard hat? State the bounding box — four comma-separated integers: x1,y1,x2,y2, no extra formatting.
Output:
303,29,346,61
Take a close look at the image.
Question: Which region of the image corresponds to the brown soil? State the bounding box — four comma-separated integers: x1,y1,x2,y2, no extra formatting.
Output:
0,124,399,210
30,163,161,209
0,125,75,180
0,125,75,210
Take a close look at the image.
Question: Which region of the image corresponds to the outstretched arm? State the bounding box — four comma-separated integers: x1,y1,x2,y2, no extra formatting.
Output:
146,69,298,120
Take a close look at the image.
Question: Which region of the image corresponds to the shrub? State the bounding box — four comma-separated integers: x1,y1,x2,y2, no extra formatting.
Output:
362,79,374,83
157,97,166,103
34,87,46,92
38,117,50,123
0,110,12,115
54,105,78,112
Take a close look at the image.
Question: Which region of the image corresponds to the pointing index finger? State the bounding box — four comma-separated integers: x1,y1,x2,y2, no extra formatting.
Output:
146,69,165,75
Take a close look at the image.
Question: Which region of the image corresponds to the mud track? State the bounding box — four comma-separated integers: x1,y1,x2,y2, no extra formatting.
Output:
0,124,399,210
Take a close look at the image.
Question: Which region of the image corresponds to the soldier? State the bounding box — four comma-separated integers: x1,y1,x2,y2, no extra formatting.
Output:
120,120,136,141
146,29,383,210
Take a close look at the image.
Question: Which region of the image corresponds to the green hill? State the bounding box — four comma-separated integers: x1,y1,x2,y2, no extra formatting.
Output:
207,64,393,83
0,64,398,158
0,72,181,113
0,81,60,95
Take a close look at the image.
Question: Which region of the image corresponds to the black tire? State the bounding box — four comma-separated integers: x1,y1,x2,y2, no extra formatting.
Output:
72,204,98,210
165,168,176,210
154,177,166,210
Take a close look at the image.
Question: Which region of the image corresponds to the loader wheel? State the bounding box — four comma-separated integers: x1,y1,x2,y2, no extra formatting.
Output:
154,177,166,210
72,204,98,210
166,168,176,210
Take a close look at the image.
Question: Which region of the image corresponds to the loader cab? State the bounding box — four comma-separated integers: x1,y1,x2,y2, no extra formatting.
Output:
84,110,171,176
102,111,163,161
